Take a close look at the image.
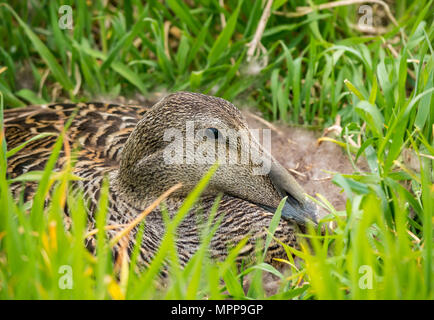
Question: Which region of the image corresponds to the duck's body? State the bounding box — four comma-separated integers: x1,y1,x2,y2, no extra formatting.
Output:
4,92,318,266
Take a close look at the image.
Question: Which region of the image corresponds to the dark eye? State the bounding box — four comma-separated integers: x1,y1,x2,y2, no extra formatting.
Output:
205,127,220,140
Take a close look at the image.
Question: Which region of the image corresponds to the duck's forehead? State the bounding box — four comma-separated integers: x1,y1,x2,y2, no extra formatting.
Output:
193,101,246,129
164,92,247,129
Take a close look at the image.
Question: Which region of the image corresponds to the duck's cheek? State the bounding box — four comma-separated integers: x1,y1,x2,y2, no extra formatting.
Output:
223,180,283,212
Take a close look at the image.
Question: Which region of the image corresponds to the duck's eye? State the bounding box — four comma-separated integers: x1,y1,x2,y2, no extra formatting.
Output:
205,127,220,140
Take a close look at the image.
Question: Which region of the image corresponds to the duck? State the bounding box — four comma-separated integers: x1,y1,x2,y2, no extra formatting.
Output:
4,91,318,267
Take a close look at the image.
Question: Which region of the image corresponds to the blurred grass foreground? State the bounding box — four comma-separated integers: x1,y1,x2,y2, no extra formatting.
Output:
0,0,433,299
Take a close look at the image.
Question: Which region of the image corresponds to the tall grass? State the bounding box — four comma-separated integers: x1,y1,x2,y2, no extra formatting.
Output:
0,0,433,299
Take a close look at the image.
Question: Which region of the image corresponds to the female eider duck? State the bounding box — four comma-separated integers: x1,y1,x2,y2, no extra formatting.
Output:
4,92,318,266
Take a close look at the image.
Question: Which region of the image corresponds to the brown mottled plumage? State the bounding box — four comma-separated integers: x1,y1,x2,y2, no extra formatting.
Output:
4,92,318,268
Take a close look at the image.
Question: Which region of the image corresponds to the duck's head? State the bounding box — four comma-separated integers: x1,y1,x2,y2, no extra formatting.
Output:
118,92,319,226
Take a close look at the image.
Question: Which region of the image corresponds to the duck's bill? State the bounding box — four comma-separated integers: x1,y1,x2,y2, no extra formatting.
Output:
259,198,319,227
267,162,319,227
281,198,319,227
